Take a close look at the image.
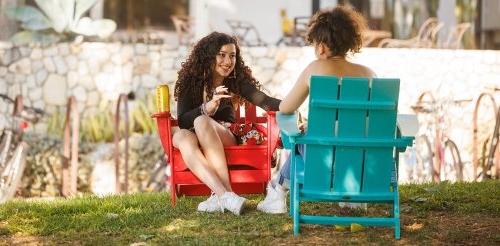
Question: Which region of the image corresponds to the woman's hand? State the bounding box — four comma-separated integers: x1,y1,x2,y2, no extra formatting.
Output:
205,86,231,115
297,112,308,133
298,121,308,133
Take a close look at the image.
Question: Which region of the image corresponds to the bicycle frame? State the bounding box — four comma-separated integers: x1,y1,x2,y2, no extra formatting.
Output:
0,142,28,203
0,94,44,203
412,91,467,183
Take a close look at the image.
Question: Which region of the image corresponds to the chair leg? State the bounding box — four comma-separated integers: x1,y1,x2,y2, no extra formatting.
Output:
293,172,300,235
171,182,177,207
276,38,283,46
394,187,401,239
289,175,294,217
395,220,401,240
289,153,296,217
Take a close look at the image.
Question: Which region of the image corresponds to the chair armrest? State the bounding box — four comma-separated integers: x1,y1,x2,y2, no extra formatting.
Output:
396,114,417,152
266,111,280,153
277,112,302,149
152,112,174,155
276,112,301,137
396,133,414,152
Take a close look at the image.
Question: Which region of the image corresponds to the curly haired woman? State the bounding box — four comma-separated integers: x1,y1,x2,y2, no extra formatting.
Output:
173,32,280,215
257,6,375,214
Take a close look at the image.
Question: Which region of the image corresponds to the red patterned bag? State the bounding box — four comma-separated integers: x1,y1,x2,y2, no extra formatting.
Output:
229,123,266,145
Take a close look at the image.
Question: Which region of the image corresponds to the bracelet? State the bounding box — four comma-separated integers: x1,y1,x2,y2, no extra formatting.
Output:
201,103,208,116
201,102,217,116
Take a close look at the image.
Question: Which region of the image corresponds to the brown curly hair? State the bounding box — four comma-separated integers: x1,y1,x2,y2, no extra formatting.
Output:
306,6,367,57
174,32,260,106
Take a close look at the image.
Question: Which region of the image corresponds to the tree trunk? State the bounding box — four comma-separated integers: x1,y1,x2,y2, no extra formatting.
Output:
90,0,104,20
0,0,19,40
126,0,133,31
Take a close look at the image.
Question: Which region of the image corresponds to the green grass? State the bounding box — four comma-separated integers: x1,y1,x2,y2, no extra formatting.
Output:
0,180,499,245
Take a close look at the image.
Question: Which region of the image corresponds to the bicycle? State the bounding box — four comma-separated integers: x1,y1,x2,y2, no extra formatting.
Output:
0,93,44,203
483,107,500,179
411,92,470,183
473,87,500,180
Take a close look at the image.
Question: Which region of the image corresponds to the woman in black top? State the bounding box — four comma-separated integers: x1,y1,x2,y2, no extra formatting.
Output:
173,32,280,215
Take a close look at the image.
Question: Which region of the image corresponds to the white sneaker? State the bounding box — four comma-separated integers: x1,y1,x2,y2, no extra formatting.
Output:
257,183,287,214
219,192,246,215
197,193,224,213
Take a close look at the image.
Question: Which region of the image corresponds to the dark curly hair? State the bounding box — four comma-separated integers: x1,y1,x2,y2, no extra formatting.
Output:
174,32,260,106
306,6,366,57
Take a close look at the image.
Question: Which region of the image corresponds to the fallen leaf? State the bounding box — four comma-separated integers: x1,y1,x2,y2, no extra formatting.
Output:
350,223,365,233
105,213,119,219
334,225,349,232
424,187,439,193
139,234,154,240
401,204,412,212
405,222,424,231
130,242,147,246
412,197,428,203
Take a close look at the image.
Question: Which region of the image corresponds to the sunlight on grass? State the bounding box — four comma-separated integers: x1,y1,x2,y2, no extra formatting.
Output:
282,223,292,231
162,218,200,232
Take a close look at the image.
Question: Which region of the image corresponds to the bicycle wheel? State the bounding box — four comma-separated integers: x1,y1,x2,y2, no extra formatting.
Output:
0,142,28,203
0,130,13,168
442,139,463,182
414,135,434,183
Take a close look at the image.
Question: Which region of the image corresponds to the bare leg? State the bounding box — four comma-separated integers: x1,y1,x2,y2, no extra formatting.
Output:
193,115,236,191
172,129,227,196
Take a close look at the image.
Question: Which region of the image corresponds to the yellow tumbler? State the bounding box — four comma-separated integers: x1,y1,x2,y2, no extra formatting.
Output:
156,84,170,113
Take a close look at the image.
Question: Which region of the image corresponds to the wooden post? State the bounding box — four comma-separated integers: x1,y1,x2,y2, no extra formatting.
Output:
62,96,79,197
114,94,129,194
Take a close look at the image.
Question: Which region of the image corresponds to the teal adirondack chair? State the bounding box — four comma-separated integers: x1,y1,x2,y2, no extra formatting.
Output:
277,76,413,239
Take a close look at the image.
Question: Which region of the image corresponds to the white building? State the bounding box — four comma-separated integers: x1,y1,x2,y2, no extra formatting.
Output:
189,0,339,44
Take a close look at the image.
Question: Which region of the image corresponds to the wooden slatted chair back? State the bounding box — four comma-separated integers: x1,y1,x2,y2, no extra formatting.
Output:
303,76,400,194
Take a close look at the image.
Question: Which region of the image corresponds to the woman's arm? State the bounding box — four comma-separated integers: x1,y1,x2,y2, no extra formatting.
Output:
279,63,312,114
239,80,281,111
177,90,203,129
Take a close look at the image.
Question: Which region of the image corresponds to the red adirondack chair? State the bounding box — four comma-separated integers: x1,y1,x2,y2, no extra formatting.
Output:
153,103,280,206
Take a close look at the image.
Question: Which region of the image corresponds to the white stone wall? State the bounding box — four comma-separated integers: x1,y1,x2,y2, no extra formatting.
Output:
1,42,500,182
0,42,185,116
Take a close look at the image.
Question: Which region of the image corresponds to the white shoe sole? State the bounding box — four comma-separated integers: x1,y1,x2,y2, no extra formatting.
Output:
257,207,287,214
197,208,224,213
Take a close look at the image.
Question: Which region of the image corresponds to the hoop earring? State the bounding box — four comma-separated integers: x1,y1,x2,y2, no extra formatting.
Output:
231,68,236,79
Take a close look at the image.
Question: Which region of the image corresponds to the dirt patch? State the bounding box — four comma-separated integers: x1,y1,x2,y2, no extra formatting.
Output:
270,212,499,245
0,235,44,246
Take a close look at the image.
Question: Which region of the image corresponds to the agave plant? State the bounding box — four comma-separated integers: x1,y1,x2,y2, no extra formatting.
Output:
5,0,116,45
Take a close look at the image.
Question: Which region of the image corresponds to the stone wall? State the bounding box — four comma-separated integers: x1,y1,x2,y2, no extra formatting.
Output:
3,43,499,116
1,42,500,182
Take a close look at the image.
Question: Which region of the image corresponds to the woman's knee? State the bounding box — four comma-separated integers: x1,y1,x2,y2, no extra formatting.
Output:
193,115,214,132
173,129,198,148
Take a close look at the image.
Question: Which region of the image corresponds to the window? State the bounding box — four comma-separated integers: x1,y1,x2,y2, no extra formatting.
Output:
104,0,188,30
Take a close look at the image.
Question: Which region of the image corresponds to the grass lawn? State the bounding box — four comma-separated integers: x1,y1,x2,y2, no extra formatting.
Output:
0,180,498,245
